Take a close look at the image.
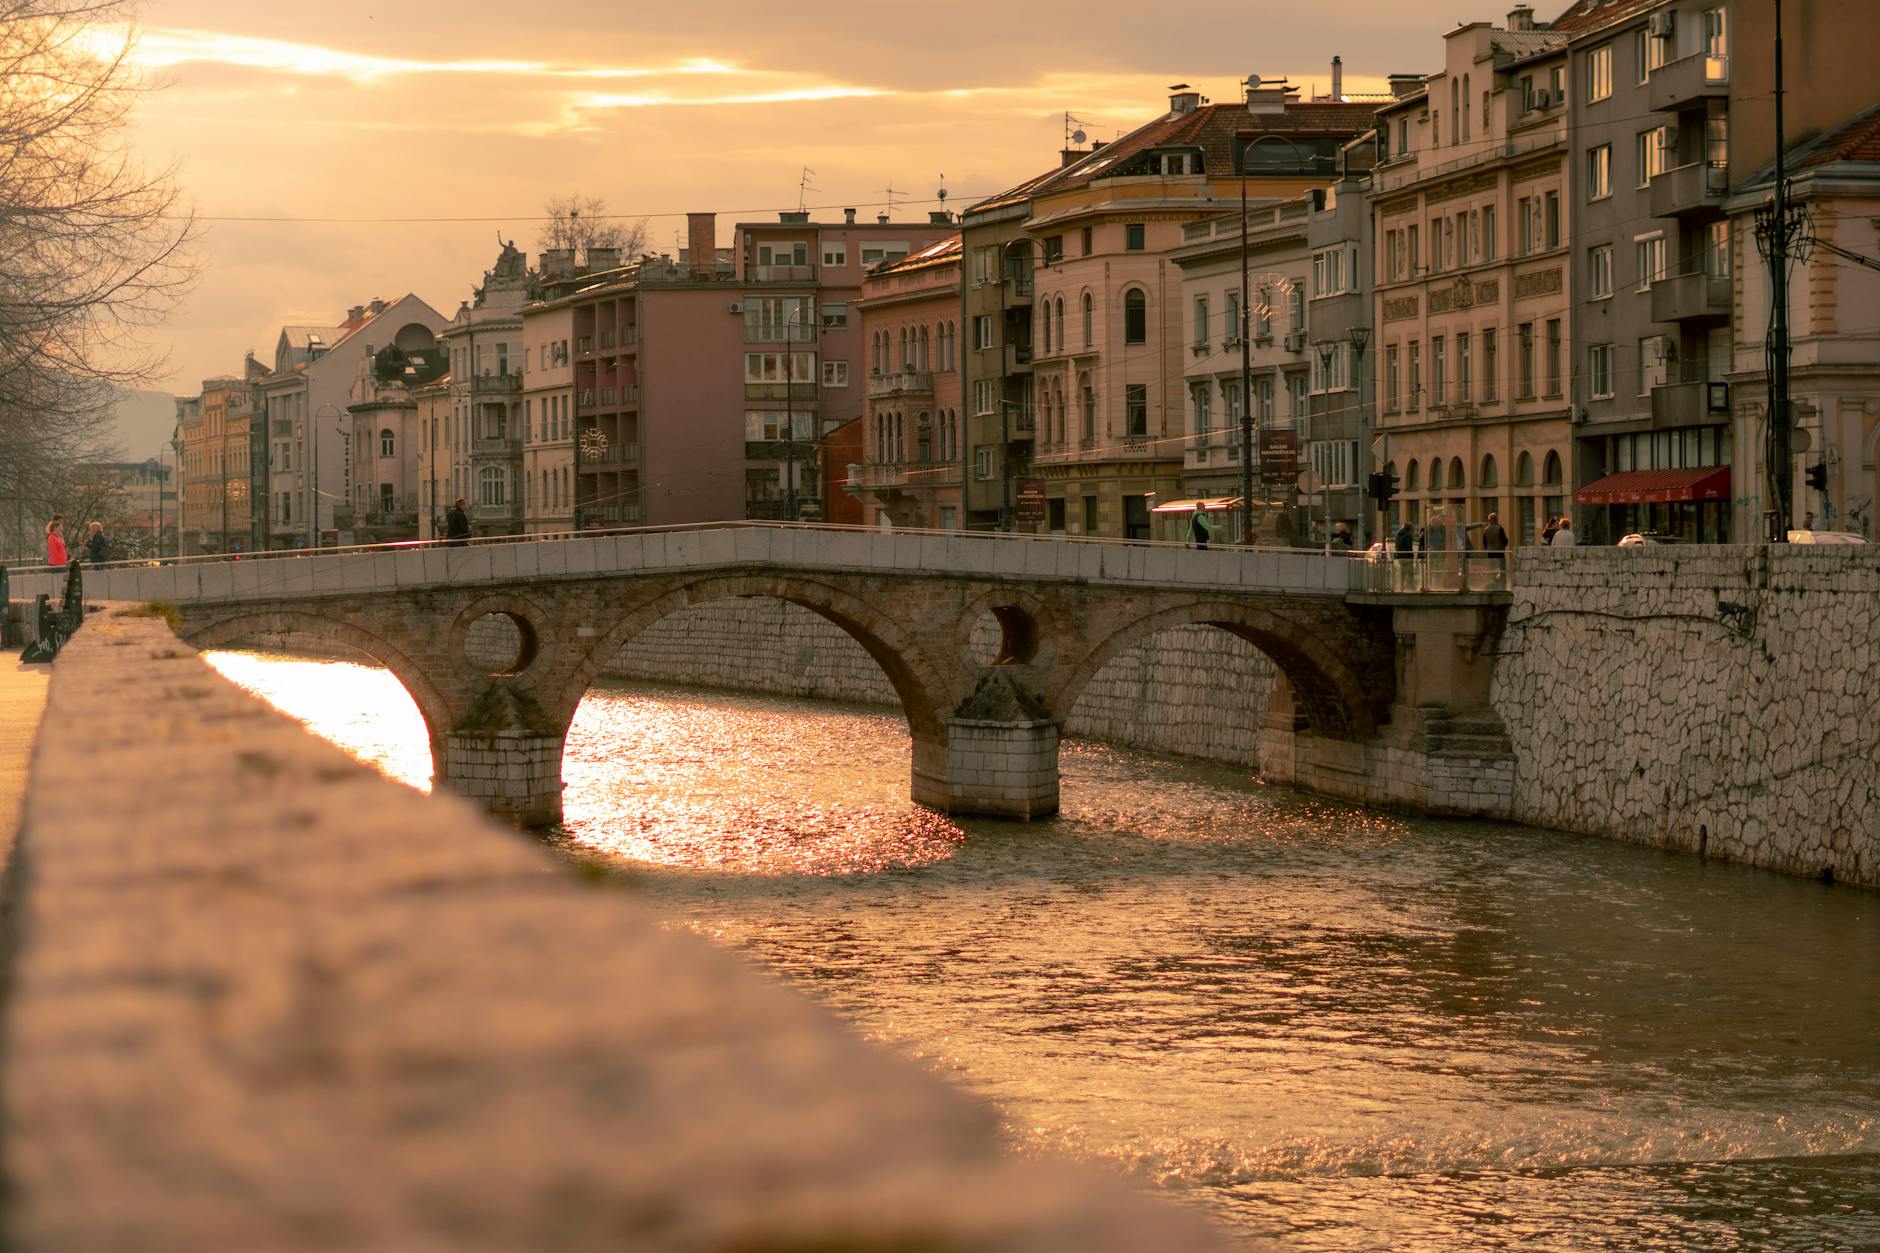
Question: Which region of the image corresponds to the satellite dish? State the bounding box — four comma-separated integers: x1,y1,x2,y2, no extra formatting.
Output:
937,186,948,203
1245,73,1263,90
1071,129,1088,145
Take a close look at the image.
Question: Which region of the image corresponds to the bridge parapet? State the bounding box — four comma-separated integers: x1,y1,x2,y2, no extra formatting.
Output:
4,611,1234,1251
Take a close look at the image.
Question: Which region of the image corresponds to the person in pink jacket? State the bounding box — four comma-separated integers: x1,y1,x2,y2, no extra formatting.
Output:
44,517,67,566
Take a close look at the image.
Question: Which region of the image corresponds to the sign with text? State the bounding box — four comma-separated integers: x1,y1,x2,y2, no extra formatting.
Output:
1260,429,1299,488
1014,478,1047,524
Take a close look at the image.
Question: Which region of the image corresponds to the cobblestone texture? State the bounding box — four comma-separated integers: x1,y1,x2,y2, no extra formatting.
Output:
1492,547,1880,888
5,611,1237,1252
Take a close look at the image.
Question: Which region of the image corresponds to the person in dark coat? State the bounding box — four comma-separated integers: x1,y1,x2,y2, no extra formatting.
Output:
1479,512,1509,558
1189,509,1212,549
445,498,471,547
84,520,108,565
1394,522,1415,557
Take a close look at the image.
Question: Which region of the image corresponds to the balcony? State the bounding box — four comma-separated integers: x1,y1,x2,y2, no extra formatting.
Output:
580,441,640,467
867,369,934,397
747,263,817,283
1003,343,1034,372
1003,270,1034,302
1648,51,1729,113
473,436,522,456
1650,270,1730,324
1650,379,1730,427
466,372,522,394
1649,161,1728,219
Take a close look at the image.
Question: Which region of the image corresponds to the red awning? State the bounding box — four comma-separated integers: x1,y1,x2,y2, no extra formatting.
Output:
1574,465,1731,505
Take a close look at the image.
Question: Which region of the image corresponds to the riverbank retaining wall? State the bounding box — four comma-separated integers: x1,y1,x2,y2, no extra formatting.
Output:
1492,546,1880,889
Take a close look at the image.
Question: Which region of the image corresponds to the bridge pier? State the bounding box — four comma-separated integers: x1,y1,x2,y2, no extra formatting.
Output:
442,731,566,827
912,672,1061,821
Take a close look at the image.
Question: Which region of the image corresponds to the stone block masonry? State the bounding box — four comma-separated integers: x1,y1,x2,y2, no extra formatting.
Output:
4,611,1236,1251
1492,547,1880,889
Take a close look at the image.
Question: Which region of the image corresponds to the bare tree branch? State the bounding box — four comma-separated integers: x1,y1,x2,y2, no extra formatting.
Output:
536,193,648,261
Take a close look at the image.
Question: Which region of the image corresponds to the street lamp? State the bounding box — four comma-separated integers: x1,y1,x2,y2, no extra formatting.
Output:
1347,324,1371,547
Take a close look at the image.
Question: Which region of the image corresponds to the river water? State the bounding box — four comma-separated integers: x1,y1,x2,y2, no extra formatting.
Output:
206,650,1880,1251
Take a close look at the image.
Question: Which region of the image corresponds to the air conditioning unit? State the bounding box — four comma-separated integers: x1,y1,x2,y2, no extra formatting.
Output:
1649,10,1675,36
728,301,742,314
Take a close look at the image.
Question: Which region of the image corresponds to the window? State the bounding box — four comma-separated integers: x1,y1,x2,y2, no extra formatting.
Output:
1635,234,1667,288
1124,290,1147,344
974,447,994,481
1482,205,1496,261
1124,384,1147,436
1289,373,1307,420
821,244,845,268
1290,286,1305,331
822,361,849,387
1386,345,1400,411
820,303,849,330
478,466,506,507
1588,145,1612,200
1458,333,1472,402
1081,226,1093,255
1637,127,1668,186
1634,28,1650,83
1517,197,1534,254
1587,43,1613,101
1192,383,1212,436
973,315,995,350
972,246,996,285
973,379,996,414
1312,247,1347,296
1042,234,1065,264
1518,323,1535,398
379,429,395,457
745,296,814,342
1545,319,1562,396
1706,221,1731,280
1193,295,1210,346
1431,336,1446,404
1704,6,1728,74
1224,291,1241,343
744,351,815,382
1482,328,1498,402
1408,340,1422,407
1082,293,1093,346
1638,335,1669,395
1254,286,1272,339
1407,223,1419,274
1590,344,1615,399
1589,244,1614,298
1125,223,1146,251
1256,377,1274,423
1544,191,1560,249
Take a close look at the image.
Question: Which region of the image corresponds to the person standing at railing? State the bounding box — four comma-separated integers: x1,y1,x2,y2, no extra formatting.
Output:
1479,512,1508,561
84,521,108,565
44,517,66,567
1394,522,1415,558
1190,509,1212,550
445,498,471,547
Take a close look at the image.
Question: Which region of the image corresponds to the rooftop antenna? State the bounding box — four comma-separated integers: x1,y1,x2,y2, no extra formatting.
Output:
884,180,903,214
796,166,818,212
1063,111,1090,148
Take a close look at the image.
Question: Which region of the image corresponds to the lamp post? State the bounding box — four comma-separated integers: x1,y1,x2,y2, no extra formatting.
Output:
1348,324,1371,548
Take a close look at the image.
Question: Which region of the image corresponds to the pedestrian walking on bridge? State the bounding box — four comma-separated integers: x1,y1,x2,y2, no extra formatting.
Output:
84,521,108,565
44,518,66,567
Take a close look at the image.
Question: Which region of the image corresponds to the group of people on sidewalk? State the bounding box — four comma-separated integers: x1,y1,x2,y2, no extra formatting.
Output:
41,518,109,567
1391,511,1576,556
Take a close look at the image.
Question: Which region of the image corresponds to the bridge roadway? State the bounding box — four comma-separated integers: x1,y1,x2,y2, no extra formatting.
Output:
13,525,1506,825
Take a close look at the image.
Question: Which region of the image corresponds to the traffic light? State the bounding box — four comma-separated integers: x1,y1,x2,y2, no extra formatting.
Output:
1367,471,1400,507
1805,462,1827,492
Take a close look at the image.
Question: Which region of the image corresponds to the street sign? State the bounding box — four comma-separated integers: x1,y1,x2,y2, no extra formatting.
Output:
1014,478,1047,525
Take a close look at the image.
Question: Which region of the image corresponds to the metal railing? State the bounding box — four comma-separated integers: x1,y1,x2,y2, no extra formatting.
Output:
1347,551,1514,595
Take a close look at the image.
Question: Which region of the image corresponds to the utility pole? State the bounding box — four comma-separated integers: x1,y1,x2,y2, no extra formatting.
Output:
1758,0,1801,541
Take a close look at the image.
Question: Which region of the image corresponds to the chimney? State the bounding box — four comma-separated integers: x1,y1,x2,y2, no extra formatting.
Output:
347,305,365,322
585,246,620,271
929,210,951,224
368,298,386,315
1507,4,1534,30
877,211,890,224
542,248,575,274
779,210,810,224
1331,56,1343,101
1168,83,1201,115
1387,73,1424,99
687,212,716,274
843,207,857,224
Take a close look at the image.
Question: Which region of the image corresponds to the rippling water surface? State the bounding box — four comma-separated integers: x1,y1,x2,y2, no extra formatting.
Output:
207,650,1880,1251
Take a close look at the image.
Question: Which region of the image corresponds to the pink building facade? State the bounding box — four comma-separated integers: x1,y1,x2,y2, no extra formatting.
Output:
853,236,964,529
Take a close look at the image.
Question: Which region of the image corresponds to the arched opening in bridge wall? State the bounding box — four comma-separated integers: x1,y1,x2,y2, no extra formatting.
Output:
1061,625,1279,768
187,612,447,792
1053,602,1379,750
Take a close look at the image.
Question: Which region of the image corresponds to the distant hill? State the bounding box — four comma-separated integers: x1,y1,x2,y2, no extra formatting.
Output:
105,388,179,461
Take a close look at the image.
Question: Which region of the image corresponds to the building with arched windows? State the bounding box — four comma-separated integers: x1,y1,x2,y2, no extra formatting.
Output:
853,236,964,530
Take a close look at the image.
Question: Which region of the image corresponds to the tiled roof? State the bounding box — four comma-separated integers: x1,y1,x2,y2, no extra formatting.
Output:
1798,102,1880,168
972,98,1378,215
1546,0,1658,37
279,325,342,349
874,234,962,275
1489,29,1568,56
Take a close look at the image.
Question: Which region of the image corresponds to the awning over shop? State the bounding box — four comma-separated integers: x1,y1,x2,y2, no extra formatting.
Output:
1574,465,1731,505
1150,496,1242,515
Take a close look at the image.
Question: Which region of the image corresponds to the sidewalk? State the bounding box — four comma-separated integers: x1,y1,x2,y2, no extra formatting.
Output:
0,652,53,858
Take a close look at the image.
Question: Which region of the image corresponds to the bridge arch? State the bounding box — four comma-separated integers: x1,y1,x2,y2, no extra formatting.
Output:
1050,600,1381,741
182,610,456,774
551,573,956,737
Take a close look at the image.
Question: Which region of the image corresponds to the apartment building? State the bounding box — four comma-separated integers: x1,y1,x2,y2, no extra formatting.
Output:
439,244,534,537
1373,11,1574,544
1304,157,1381,544
964,81,1376,538
344,339,447,544
1168,200,1312,544
853,235,964,530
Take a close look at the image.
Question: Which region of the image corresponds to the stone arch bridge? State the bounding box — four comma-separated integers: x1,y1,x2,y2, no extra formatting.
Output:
28,527,1508,824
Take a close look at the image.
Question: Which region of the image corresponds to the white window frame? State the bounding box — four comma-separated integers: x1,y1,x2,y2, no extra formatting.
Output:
1587,44,1613,102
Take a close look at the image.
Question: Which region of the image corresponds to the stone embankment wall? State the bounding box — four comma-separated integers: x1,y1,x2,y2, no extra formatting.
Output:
600,600,1277,768
1492,547,1880,889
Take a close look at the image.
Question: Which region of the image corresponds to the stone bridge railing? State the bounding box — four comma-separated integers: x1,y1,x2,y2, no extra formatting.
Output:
2,610,1235,1251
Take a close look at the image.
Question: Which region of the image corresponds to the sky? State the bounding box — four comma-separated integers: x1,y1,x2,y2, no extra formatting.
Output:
120,0,1477,391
